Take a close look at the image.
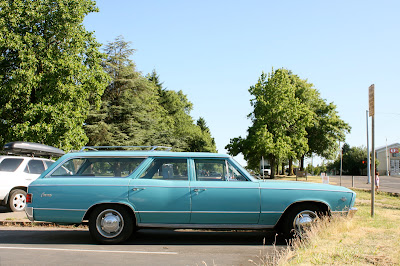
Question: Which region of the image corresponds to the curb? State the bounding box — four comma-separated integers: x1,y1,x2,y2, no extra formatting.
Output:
0,221,55,226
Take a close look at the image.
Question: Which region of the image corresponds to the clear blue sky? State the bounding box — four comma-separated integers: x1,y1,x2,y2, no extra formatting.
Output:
84,0,400,166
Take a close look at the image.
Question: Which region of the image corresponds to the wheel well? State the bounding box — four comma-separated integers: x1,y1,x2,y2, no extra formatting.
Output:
83,203,137,224
275,201,330,230
4,187,27,204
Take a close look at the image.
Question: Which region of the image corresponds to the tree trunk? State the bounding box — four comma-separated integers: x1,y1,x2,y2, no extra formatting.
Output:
281,162,285,175
289,158,294,176
270,157,276,179
300,155,305,171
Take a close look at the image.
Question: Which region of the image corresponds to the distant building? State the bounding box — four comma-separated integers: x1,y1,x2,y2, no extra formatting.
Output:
376,143,400,176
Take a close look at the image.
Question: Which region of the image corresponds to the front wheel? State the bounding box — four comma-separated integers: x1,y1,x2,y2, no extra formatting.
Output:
89,205,134,244
281,204,322,239
8,189,27,212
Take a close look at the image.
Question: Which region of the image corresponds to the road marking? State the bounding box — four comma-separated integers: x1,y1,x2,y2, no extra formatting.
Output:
0,246,178,255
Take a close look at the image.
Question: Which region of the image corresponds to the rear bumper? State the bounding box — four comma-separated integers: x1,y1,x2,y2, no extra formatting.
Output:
25,207,34,221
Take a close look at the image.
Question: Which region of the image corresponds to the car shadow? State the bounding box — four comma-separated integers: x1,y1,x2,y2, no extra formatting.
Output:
0,228,289,246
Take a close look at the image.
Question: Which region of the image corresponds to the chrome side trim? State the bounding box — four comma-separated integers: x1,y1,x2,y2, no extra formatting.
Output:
260,211,283,214
136,211,259,214
137,223,275,229
137,211,191,213
260,187,353,193
34,208,86,212
29,184,130,187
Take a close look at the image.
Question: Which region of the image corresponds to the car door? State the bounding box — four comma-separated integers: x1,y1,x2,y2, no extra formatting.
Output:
128,158,191,225
190,158,260,224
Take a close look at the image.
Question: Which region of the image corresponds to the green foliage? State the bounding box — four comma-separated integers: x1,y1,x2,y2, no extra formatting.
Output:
326,143,375,175
0,0,109,151
85,37,216,153
226,69,312,177
226,68,350,178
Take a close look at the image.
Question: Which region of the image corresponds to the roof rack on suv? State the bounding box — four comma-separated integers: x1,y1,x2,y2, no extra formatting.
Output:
2,141,65,157
79,146,173,152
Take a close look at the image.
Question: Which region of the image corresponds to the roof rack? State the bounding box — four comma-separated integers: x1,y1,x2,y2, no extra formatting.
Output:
2,141,65,157
79,146,173,152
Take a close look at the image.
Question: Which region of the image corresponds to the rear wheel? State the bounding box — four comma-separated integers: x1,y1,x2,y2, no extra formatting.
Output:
8,189,27,212
89,205,134,244
281,204,322,239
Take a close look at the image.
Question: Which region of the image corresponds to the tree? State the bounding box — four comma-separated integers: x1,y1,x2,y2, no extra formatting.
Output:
226,69,313,178
326,144,376,175
86,38,217,153
85,37,165,147
0,0,109,151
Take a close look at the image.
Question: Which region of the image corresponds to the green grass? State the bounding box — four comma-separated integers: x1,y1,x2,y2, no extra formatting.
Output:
262,189,400,265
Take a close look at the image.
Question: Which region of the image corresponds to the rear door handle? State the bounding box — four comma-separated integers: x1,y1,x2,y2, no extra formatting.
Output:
132,187,146,191
193,188,207,192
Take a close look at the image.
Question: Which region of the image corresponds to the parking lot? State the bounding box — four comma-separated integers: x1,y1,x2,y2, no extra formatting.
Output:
0,226,282,266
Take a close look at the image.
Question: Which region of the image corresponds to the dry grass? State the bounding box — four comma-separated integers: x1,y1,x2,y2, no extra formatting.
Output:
252,189,400,265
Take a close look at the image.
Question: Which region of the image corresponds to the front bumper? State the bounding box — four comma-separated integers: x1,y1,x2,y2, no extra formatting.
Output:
348,207,357,218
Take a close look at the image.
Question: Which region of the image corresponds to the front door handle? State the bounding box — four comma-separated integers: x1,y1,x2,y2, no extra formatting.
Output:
193,188,207,193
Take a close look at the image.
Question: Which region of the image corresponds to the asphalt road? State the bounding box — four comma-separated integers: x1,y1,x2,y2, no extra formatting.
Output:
0,227,283,266
328,175,400,194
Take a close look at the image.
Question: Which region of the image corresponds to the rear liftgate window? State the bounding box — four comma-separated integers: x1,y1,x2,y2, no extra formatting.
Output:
49,158,145,178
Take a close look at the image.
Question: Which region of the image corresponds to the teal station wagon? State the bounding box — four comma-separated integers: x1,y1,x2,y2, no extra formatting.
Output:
26,147,357,244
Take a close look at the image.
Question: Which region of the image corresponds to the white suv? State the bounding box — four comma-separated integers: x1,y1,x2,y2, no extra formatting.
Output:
0,155,55,211
0,141,64,212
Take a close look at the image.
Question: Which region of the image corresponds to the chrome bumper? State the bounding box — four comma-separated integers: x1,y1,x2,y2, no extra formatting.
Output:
348,207,357,218
25,207,34,221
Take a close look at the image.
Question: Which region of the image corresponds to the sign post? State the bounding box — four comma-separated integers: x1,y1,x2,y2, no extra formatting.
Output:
369,84,375,217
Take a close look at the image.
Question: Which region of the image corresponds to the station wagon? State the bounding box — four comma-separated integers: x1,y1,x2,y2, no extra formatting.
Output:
26,147,357,244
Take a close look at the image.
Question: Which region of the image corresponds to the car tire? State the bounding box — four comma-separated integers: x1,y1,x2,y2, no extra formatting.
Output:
281,204,322,239
89,205,134,244
8,189,27,212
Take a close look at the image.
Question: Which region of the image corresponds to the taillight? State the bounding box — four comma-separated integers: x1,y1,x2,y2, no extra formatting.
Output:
26,193,32,204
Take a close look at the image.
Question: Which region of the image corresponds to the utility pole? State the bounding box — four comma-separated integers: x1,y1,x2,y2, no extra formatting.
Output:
339,141,342,186
369,84,375,217
366,110,370,184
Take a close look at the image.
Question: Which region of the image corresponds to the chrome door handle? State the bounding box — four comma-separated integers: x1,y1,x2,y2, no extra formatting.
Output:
132,187,146,191
193,188,206,192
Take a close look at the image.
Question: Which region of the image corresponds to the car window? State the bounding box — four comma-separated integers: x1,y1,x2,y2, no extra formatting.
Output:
140,158,188,180
49,157,145,178
195,159,248,181
0,158,24,172
24,160,46,174
44,160,54,169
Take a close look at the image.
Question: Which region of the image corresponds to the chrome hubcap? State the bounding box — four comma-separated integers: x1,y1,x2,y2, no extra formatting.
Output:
293,210,318,234
96,209,124,238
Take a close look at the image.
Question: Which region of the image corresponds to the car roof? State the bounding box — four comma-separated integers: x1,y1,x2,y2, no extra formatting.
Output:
61,151,231,159
0,155,53,161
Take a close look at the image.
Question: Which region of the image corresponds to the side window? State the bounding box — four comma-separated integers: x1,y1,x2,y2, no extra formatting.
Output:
140,158,188,180
195,159,226,181
49,158,144,178
195,159,248,181
44,161,54,169
0,158,24,172
25,160,46,174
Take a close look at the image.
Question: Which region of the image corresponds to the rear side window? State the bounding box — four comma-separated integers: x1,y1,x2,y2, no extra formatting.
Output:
44,161,54,168
24,160,46,174
49,157,145,178
0,158,24,172
140,158,188,180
